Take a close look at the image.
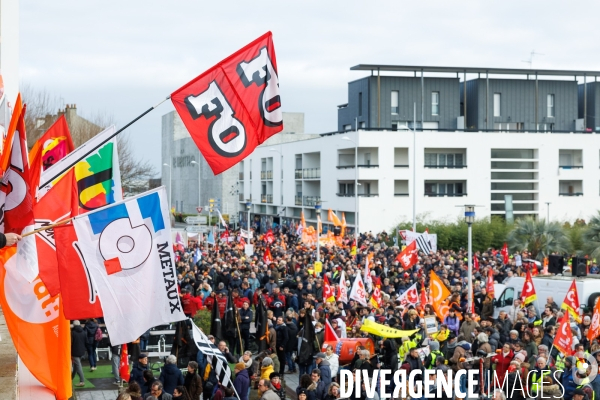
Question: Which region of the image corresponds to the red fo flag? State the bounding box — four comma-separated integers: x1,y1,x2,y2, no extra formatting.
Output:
562,280,581,322
554,313,574,356
119,344,130,382
486,268,495,296
501,243,509,265
396,241,419,270
520,270,537,306
473,255,480,272
171,32,282,175
323,275,334,302
263,247,272,265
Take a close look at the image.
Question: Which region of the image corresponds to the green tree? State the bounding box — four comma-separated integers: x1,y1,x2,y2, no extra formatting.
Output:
583,211,600,259
506,217,569,260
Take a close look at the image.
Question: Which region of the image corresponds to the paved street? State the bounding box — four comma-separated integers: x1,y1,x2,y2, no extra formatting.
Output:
75,390,118,400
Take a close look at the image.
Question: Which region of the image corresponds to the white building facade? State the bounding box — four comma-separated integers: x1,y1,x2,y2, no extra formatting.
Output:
240,129,600,234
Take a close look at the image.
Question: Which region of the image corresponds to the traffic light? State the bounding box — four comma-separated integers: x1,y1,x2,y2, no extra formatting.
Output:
209,198,215,212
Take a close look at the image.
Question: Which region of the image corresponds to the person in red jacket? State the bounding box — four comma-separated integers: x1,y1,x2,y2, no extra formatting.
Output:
181,289,202,318
217,291,228,317
491,343,514,386
204,291,216,311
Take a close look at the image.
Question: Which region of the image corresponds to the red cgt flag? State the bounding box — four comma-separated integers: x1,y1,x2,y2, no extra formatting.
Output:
473,255,479,272
554,313,574,356
486,268,495,296
588,296,600,342
562,280,581,322
323,275,334,302
171,32,282,175
396,241,419,270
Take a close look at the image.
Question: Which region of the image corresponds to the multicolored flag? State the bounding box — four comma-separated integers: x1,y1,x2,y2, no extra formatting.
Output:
171,32,282,175
397,283,419,307
349,273,368,306
520,270,537,306
370,286,383,308
68,187,185,344
323,275,335,303
561,280,581,322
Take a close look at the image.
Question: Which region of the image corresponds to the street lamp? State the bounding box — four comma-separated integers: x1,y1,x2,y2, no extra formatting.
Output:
400,102,418,232
341,136,359,242
163,163,171,209
191,160,201,213
315,200,322,263
464,205,475,313
246,200,252,231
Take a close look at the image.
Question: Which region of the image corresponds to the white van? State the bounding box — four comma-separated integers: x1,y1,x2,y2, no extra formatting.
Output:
492,274,600,318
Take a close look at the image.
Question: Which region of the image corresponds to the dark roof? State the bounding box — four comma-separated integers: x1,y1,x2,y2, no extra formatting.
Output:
351,64,600,77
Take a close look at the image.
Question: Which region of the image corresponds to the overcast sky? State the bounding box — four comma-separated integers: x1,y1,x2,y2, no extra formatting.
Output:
19,0,600,174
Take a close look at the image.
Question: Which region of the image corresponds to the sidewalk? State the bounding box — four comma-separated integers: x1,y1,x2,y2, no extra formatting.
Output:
75,390,118,400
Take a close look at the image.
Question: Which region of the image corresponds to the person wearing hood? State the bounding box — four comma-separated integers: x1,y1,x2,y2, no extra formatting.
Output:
261,357,275,379
184,361,203,400
315,353,332,387
71,320,87,387
160,355,184,395
324,345,340,379
424,340,443,369
458,313,479,344
443,332,458,360
233,362,250,400
449,337,471,372
476,333,492,370
491,343,514,386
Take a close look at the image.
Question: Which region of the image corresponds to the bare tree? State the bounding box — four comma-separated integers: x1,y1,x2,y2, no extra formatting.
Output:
21,85,157,195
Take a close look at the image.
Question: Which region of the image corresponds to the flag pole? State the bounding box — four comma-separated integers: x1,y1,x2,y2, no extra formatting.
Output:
234,306,244,355
21,217,74,237
40,97,170,187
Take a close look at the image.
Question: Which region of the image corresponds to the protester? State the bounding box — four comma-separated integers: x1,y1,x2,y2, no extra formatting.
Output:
183,361,203,400
70,320,87,387
159,355,184,395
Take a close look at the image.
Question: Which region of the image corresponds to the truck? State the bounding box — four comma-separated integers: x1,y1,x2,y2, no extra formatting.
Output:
492,274,600,318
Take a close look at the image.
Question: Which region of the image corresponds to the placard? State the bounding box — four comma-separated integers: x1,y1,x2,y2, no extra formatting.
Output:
424,316,438,334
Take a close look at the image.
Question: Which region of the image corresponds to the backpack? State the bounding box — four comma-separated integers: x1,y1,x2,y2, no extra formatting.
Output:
94,327,103,342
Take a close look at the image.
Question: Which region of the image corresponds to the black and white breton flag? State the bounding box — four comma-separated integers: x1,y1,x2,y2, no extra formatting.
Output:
415,232,432,254
191,321,233,389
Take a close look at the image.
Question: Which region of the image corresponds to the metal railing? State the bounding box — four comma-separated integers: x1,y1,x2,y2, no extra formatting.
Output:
261,194,273,203
261,171,273,180
295,169,303,179
358,164,379,168
424,164,467,168
303,168,321,179
425,193,467,197
358,193,379,197
336,193,355,197
295,196,303,206
336,165,355,169
394,193,409,196
394,164,409,168
303,196,321,206
559,192,583,196
559,165,583,169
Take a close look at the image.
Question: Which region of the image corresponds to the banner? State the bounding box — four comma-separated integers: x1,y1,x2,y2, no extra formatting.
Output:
70,187,185,344
360,319,419,338
561,280,581,322
0,247,72,399
171,32,282,175
349,273,368,306
338,271,348,303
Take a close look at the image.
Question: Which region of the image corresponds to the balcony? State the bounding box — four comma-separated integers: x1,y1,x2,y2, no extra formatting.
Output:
559,192,583,196
559,165,583,169
424,164,467,169
425,193,467,197
261,194,273,203
395,164,409,168
394,193,409,196
295,196,303,206
295,169,303,179
261,171,273,180
336,165,355,169
358,164,379,168
303,168,321,179
336,193,355,197
358,193,379,197
303,196,321,206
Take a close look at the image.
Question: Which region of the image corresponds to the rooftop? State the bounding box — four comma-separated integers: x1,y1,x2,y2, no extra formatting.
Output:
351,64,600,78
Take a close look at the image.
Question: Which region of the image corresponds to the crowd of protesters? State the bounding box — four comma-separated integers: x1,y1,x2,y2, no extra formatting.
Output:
105,223,600,400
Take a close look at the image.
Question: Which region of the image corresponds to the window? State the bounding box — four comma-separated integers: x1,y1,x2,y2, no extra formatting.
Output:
547,94,555,118
391,91,399,114
343,124,352,131
493,93,501,117
432,92,440,115
424,153,465,167
424,182,465,196
358,92,363,116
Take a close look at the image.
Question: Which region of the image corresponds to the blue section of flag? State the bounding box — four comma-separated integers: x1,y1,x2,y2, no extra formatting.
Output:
207,231,215,245
88,204,129,235
137,192,165,233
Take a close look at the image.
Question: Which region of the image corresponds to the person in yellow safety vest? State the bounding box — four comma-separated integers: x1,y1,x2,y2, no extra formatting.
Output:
398,336,416,362
425,340,444,369
530,357,552,396
431,325,450,345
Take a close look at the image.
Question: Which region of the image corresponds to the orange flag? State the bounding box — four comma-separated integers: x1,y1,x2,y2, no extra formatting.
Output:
328,209,342,226
0,248,72,399
0,93,22,173
119,343,130,382
588,297,600,342
341,213,347,236
28,115,74,202
430,271,451,307
554,313,574,356
433,298,450,321
486,268,495,296
562,280,581,322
